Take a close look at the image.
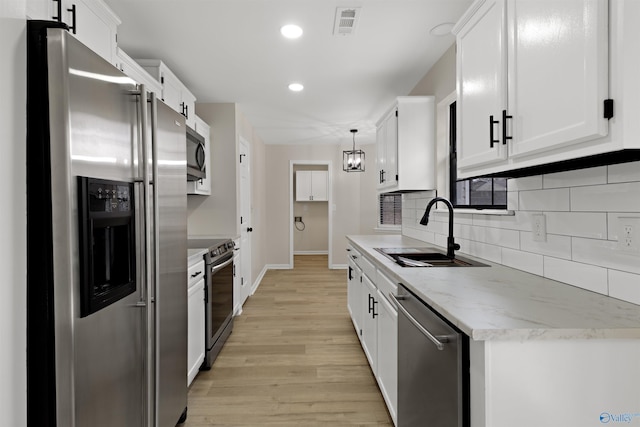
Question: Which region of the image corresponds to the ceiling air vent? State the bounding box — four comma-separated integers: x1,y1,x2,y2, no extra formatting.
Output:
333,7,361,36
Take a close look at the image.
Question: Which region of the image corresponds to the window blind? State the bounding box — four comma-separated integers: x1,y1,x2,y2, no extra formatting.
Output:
379,193,402,226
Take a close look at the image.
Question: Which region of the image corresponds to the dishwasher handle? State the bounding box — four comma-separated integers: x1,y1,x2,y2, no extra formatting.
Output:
390,293,448,351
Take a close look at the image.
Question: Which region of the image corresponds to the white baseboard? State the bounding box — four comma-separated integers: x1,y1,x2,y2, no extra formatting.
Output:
266,263,292,270
331,263,348,270
251,265,269,295
293,250,329,255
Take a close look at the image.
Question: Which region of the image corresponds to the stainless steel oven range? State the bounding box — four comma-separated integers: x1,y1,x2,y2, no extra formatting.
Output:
188,239,235,369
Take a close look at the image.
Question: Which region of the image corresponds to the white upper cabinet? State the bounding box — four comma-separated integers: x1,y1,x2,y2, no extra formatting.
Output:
115,48,162,98
135,59,197,129
295,170,328,202
376,96,436,193
27,0,120,65
455,0,509,171
187,116,212,196
453,0,611,178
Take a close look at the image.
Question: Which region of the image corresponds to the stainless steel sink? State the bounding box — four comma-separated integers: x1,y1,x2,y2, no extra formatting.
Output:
374,247,489,268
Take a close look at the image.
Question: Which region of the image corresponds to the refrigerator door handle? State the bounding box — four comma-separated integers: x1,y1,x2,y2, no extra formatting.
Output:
138,84,156,427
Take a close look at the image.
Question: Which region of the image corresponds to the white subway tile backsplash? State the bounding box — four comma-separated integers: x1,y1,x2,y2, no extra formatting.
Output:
501,248,543,275
545,212,607,239
543,257,608,295
507,191,519,210
543,166,607,189
607,213,640,241
572,237,640,275
520,232,572,260
460,239,503,264
508,176,542,191
402,164,640,305
571,182,640,212
519,188,571,211
608,161,640,184
608,270,640,305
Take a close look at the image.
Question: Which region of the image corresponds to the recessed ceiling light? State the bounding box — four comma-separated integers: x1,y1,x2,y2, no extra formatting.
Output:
430,22,454,37
288,83,304,92
281,24,303,39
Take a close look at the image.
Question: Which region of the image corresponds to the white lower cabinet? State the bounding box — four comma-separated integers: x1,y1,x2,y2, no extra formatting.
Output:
360,274,378,370
347,256,362,334
187,259,205,386
347,247,397,426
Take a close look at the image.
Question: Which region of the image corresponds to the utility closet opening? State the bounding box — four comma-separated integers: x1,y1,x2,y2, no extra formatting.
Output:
292,164,329,257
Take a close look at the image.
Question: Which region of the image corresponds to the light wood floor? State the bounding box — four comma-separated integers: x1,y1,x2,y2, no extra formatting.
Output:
183,255,393,426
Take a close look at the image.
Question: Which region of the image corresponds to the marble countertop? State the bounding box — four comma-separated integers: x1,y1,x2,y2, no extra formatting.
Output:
188,248,207,266
347,234,640,341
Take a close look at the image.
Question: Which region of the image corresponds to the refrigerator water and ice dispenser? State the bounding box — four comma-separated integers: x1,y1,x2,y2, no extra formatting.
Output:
77,176,136,317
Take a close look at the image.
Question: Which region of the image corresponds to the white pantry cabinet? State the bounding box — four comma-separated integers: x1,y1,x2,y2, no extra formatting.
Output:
453,0,611,178
135,59,197,129
27,0,120,65
187,116,211,195
295,170,328,201
187,258,205,386
376,97,436,193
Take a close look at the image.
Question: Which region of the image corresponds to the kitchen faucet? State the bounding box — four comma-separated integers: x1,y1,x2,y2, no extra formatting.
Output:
419,197,460,258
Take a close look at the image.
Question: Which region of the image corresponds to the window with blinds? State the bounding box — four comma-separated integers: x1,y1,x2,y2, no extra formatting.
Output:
379,193,402,227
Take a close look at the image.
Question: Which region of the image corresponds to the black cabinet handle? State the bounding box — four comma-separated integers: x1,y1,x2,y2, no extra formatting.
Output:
381,170,386,183
67,4,76,34
52,0,62,21
368,294,373,313
348,266,353,281
184,104,189,119
372,299,378,318
502,110,512,145
190,271,202,278
489,115,499,148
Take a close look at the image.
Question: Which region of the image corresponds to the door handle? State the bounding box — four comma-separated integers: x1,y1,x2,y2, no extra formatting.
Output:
247,227,253,232
489,115,499,148
502,110,512,145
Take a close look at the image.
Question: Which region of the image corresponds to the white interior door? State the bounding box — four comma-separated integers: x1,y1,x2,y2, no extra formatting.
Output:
239,138,252,305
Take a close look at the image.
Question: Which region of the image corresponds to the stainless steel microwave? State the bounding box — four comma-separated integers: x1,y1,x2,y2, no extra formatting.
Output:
186,125,206,181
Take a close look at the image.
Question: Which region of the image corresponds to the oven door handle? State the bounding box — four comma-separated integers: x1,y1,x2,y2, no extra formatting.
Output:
210,256,233,274
390,293,448,351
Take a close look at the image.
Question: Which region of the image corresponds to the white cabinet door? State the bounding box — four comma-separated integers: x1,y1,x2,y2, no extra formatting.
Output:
454,0,610,177
376,97,436,192
455,0,508,171
376,289,397,426
347,256,363,336
507,0,609,159
310,171,328,201
187,278,205,386
360,274,378,374
187,116,211,195
63,0,120,65
295,170,328,201
181,87,197,129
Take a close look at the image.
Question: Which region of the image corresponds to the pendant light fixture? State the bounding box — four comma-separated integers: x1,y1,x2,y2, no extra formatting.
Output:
343,129,365,172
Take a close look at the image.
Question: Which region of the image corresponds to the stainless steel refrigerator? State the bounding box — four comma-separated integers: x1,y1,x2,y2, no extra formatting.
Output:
27,21,188,427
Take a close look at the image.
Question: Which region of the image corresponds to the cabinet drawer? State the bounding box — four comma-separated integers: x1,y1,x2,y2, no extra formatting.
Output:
347,245,362,264
377,272,398,305
359,255,377,283
188,260,205,287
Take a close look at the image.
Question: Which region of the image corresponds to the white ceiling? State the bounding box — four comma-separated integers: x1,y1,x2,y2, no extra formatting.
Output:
105,0,471,146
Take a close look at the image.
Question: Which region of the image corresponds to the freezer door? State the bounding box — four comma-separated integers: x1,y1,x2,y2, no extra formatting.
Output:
152,99,188,426
44,29,146,426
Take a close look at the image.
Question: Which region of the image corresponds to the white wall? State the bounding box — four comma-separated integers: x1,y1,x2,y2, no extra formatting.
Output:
403,163,640,305
265,142,378,267
1,2,27,425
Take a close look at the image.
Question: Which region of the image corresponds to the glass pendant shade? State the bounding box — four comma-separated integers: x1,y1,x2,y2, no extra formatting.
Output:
343,129,365,172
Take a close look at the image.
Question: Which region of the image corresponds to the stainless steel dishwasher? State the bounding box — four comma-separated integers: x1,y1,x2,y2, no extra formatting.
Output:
392,284,470,427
